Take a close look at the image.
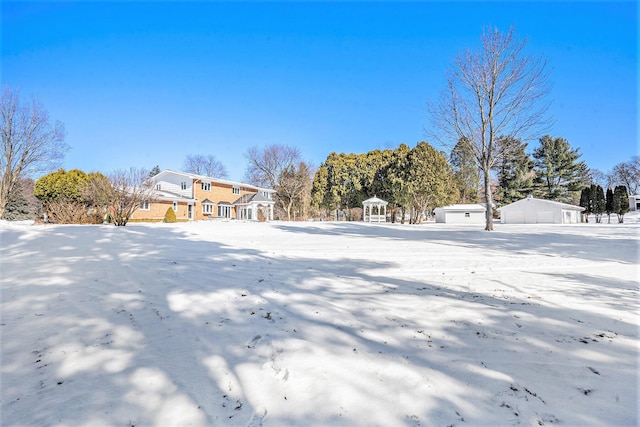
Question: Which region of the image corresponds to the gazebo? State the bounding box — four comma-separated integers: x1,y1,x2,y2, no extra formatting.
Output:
362,196,388,223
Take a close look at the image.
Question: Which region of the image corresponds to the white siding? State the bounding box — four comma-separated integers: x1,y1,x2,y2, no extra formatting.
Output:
153,173,193,198
434,205,486,224
500,197,583,224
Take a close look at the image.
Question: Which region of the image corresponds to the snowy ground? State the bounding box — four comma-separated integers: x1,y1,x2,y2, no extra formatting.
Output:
1,218,638,427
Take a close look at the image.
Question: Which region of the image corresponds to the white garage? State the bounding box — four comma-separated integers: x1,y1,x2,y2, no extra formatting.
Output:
434,204,486,224
499,195,584,224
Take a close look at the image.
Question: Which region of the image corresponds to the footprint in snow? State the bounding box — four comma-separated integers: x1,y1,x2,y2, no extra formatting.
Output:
247,335,262,348
247,407,267,427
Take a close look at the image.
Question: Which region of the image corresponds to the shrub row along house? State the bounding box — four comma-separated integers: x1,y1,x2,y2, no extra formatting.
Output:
131,170,276,222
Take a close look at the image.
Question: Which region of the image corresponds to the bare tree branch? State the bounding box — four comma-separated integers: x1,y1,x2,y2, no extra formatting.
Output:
0,86,67,218
428,26,552,230
183,154,228,178
244,144,302,189
108,167,155,226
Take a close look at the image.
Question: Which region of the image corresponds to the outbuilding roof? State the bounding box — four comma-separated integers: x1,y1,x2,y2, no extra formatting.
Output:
499,196,584,211
436,203,486,212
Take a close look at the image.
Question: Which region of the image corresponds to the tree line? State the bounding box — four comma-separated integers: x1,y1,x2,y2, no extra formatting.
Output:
2,27,637,227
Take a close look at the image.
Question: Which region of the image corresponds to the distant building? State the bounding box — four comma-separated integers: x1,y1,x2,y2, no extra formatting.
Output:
130,170,275,222
434,204,486,224
499,195,584,224
629,195,640,211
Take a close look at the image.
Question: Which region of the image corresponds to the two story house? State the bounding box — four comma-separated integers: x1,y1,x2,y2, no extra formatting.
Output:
131,170,276,222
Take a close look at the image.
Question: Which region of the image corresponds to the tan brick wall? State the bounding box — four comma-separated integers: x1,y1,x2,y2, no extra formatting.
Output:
130,200,190,222
192,180,258,221
132,178,263,222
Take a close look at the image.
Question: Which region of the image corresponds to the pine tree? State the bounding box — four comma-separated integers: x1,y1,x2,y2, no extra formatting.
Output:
612,186,630,223
495,136,534,205
405,142,458,223
148,165,161,178
533,135,588,203
579,186,593,223
2,185,34,221
605,187,614,224
450,138,479,203
593,185,605,223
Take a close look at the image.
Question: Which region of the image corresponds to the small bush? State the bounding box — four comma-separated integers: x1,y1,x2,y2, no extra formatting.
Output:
164,207,177,223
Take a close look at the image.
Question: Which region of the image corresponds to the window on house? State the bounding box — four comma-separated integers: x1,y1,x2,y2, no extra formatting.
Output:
140,201,150,210
201,182,211,191
218,205,231,218
232,186,240,195
465,212,470,217
173,202,178,212
181,182,187,190
156,184,161,190
202,203,213,214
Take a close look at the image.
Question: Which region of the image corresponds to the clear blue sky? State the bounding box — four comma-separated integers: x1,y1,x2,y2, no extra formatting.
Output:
2,1,637,182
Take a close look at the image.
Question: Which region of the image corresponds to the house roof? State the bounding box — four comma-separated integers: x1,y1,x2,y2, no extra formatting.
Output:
499,196,585,211
151,169,275,193
151,189,196,202
233,193,275,205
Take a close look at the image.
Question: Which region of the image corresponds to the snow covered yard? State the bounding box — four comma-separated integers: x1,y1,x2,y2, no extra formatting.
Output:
1,220,638,427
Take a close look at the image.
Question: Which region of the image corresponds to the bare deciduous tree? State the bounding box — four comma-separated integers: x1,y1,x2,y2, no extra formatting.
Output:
429,27,552,230
609,157,639,195
0,86,67,218
183,154,228,178
244,144,302,189
245,144,306,220
107,167,155,226
278,162,314,221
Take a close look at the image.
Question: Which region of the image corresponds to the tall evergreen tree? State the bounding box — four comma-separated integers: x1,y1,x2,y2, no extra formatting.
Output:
605,187,614,224
450,138,479,203
593,185,605,223
533,135,588,203
385,144,412,223
579,186,593,223
495,136,534,205
612,185,630,223
405,142,458,224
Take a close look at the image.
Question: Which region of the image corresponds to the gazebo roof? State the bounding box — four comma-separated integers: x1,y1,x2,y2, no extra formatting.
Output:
362,195,388,206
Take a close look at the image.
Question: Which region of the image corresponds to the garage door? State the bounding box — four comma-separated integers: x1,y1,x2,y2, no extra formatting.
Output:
537,211,554,223
509,211,525,223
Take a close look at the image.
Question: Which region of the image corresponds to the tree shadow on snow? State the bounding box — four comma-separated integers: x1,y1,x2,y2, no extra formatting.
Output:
0,222,638,426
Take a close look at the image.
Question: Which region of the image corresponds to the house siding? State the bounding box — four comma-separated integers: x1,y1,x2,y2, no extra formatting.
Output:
192,180,259,221
155,175,193,198
130,200,190,222
131,170,275,222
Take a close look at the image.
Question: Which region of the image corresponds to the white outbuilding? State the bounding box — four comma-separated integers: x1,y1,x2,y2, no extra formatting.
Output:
499,195,584,224
434,204,486,224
